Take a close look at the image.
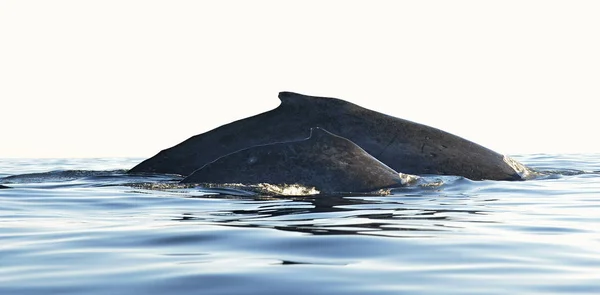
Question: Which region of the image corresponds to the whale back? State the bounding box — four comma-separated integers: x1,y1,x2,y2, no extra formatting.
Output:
130,92,530,180
181,127,404,193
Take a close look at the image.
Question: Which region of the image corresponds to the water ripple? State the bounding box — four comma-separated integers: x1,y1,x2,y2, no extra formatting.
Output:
1,155,600,294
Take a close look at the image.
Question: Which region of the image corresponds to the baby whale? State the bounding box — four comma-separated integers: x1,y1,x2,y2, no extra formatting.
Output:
181,128,408,193
130,91,531,181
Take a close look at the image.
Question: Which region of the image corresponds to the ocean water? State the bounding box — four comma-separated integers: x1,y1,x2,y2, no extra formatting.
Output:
1,154,599,295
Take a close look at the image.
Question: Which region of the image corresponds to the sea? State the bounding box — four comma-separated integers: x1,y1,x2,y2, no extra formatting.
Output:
1,154,599,295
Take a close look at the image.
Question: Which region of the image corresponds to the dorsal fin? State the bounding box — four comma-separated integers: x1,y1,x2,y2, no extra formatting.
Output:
278,91,351,109
278,91,314,106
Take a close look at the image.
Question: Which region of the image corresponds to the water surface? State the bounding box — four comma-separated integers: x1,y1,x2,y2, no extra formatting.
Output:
1,154,599,294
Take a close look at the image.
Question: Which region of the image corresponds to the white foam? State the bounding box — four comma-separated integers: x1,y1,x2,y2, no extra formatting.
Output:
503,155,535,179
256,183,321,196
399,173,420,185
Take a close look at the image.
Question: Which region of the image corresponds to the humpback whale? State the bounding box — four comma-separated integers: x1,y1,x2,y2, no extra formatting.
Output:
181,128,408,193
130,92,530,181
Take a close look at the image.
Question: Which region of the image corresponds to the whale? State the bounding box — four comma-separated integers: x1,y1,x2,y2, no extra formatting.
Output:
0,184,11,189
130,91,531,181
181,128,409,193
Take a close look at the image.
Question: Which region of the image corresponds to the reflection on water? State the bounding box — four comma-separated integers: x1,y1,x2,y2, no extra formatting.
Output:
1,155,600,295
168,193,490,237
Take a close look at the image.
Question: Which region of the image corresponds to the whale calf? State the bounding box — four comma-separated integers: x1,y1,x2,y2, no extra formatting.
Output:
181,128,408,193
130,91,531,181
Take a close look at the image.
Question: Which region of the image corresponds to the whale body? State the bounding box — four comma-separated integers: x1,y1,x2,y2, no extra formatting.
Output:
130,92,530,181
181,128,408,193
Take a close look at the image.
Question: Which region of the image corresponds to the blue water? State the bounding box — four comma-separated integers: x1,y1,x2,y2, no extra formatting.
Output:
1,154,600,294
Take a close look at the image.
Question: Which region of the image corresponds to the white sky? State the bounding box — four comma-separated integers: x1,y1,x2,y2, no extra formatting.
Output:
1,1,598,158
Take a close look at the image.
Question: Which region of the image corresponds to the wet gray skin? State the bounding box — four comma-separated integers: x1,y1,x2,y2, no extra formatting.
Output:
130,92,531,180
181,128,405,193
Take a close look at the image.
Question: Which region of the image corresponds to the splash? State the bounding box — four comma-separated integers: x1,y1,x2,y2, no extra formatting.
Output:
399,172,420,185
503,155,537,179
254,183,320,196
